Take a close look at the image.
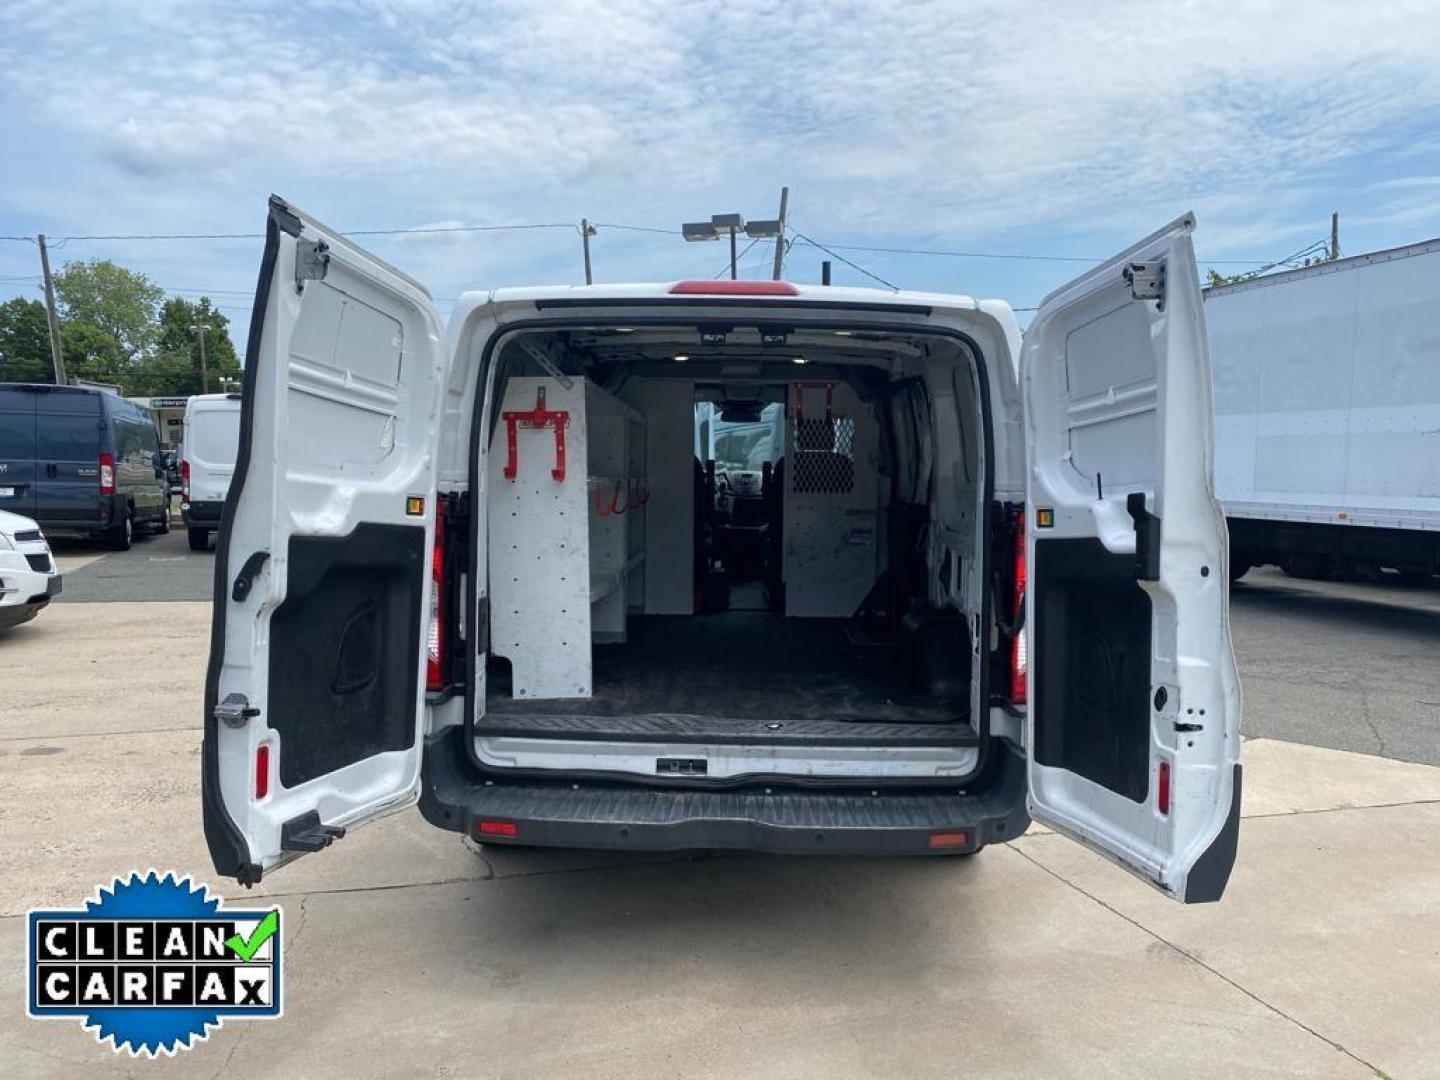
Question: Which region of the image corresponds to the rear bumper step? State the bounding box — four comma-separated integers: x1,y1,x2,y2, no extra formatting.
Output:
477,710,978,747
419,730,1029,856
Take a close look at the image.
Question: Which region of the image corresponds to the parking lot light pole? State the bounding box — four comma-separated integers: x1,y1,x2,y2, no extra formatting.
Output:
189,324,211,394
681,196,787,280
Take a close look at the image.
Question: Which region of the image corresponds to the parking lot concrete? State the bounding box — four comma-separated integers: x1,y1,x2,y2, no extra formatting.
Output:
1,562,1437,1077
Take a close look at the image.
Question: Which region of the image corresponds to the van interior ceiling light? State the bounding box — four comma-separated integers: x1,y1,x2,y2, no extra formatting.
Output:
792,356,807,365
673,354,689,363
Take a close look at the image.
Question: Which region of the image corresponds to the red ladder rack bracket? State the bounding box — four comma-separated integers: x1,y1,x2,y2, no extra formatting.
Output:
502,386,570,482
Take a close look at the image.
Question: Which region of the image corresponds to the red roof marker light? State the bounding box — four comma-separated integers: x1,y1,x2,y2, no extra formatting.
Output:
669,280,799,296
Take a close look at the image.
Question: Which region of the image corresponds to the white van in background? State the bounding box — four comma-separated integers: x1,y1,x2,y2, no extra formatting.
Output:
182,393,241,551
203,196,1242,905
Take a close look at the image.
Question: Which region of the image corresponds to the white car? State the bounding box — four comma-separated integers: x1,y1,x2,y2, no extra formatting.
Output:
0,508,61,630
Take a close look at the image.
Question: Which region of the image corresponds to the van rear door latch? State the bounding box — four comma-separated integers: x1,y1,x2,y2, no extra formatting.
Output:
1123,260,1165,307
214,692,260,728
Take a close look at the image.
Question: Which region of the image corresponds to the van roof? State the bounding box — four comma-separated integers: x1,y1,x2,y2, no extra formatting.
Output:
0,382,109,396
452,282,1022,356
188,393,243,405
473,281,1007,315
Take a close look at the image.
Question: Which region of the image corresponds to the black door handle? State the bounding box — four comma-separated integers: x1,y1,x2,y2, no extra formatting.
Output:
232,550,270,601
1126,492,1161,582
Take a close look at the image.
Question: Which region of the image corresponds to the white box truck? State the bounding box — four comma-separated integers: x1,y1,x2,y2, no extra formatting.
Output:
1206,238,1440,580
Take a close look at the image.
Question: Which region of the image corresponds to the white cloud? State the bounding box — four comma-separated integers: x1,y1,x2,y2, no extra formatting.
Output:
2,0,1440,300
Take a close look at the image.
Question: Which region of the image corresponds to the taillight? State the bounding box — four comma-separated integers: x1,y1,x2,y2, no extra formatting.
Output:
1009,509,1028,704
98,452,115,495
181,459,190,501
426,504,444,691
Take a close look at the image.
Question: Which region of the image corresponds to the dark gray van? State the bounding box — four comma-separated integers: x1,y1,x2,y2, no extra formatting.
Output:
0,384,171,550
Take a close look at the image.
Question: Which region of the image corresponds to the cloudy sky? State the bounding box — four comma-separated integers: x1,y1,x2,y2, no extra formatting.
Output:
3,0,1439,346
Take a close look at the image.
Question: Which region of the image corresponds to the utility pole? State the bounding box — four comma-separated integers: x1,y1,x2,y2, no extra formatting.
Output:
821,260,832,286
37,234,67,384
580,219,596,285
728,224,738,280
1330,211,1340,261
770,186,789,280
189,324,211,394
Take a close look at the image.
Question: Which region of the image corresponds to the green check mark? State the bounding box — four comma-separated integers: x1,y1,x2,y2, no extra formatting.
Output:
225,909,279,962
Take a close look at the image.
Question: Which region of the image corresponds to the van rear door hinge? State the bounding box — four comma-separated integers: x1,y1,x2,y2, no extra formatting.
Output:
295,239,330,291
1123,260,1165,307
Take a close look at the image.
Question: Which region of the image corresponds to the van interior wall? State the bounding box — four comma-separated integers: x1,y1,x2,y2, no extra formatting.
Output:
480,328,987,733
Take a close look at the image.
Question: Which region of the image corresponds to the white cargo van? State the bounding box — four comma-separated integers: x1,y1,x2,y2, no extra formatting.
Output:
203,197,1242,904
182,393,242,551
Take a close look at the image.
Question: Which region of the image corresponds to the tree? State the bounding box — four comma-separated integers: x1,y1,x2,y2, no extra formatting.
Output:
60,322,127,386
152,297,240,395
53,259,165,361
0,297,55,383
1206,268,1251,288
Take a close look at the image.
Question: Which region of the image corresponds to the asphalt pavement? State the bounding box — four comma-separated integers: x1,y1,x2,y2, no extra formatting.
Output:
49,526,215,603
1231,567,1440,766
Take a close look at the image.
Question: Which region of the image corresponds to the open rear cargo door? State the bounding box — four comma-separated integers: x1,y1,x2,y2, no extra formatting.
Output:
1021,214,1242,903
203,196,446,884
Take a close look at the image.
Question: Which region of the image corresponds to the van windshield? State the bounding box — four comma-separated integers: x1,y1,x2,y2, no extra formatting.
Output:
192,409,241,465
698,402,783,470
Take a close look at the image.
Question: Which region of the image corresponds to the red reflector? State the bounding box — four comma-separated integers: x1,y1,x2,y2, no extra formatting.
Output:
928,831,968,849
1157,759,1171,815
255,744,270,800
669,280,800,296
476,820,517,837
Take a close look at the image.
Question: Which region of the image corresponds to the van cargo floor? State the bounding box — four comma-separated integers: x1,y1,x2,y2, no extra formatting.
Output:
485,613,974,745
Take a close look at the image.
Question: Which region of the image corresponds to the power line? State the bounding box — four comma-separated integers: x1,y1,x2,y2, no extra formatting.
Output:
590,222,679,236
788,237,1275,267
789,231,899,291
714,237,761,278
1,217,1285,267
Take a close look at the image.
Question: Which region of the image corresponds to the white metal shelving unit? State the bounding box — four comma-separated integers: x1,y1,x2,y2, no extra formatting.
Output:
489,376,647,699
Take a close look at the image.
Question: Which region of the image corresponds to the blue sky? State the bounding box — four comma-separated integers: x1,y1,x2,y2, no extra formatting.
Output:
3,0,1439,348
